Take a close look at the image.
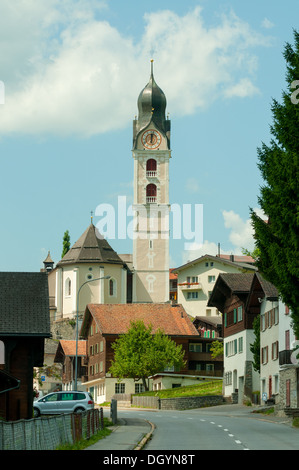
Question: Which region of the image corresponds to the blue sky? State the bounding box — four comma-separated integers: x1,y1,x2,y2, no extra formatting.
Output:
0,0,297,271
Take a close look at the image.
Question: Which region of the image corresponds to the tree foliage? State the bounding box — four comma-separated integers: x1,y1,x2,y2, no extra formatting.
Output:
250,30,299,337
109,320,186,391
210,340,223,359
250,315,261,373
62,230,71,258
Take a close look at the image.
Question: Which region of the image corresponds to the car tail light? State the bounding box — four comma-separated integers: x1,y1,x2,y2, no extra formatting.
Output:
88,400,93,404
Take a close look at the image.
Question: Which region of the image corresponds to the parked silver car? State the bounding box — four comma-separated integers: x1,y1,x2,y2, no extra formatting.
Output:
33,391,94,417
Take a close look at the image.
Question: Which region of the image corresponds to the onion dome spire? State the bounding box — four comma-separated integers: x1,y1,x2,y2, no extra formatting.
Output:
133,60,170,149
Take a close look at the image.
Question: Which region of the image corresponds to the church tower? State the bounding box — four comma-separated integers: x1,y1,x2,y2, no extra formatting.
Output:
132,60,171,303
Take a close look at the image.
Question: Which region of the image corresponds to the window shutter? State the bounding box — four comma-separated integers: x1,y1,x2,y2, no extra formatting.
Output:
233,308,237,323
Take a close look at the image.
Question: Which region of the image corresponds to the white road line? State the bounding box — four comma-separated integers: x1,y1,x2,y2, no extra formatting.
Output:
235,440,242,445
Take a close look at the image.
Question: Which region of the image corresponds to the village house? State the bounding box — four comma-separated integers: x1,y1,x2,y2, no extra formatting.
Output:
78,303,202,403
208,272,260,404
54,340,87,391
0,272,51,420
246,273,297,412
173,254,257,319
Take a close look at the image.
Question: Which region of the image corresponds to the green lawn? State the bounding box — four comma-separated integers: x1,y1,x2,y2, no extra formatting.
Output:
134,380,223,399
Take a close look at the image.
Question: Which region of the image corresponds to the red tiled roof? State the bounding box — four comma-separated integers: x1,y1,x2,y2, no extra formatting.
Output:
169,269,178,280
59,340,87,357
84,303,199,337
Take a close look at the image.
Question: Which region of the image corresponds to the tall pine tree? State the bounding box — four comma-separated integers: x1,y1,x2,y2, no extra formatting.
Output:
251,30,299,336
61,230,70,258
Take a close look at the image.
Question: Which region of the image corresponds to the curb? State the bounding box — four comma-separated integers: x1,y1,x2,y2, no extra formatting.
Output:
134,420,156,450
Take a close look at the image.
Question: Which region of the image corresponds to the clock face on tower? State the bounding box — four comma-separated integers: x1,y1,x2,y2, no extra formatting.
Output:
141,129,162,149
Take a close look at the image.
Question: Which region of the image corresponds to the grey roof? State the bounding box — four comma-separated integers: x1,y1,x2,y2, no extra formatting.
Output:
0,272,50,337
218,273,256,293
255,272,279,299
173,254,257,273
56,224,124,267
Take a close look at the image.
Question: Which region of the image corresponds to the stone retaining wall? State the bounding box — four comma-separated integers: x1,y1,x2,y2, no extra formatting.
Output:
159,395,223,410
132,395,223,410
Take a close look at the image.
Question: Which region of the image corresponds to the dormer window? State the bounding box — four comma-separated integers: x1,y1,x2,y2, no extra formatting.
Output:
146,183,157,203
146,159,157,177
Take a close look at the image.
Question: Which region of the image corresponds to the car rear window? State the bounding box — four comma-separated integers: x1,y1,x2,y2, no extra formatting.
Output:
77,393,86,400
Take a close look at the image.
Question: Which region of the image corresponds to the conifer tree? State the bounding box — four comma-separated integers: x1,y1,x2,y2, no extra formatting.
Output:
251,30,299,336
61,230,71,258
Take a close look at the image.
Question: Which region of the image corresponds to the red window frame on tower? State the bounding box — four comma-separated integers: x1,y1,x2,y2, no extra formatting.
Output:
146,159,157,177
146,183,157,203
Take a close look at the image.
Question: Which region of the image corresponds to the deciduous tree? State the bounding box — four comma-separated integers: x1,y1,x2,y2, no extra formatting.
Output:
109,320,186,391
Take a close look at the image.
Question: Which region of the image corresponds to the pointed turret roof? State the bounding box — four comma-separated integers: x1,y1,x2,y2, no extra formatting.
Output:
56,224,124,267
43,251,54,264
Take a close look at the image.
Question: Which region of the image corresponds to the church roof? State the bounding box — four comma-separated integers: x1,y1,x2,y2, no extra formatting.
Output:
137,60,167,133
57,224,124,267
43,251,54,263
133,60,170,149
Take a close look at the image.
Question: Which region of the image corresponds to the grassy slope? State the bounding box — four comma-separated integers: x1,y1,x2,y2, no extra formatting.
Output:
134,380,223,399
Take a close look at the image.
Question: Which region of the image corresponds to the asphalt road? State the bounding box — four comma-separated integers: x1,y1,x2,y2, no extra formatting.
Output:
111,405,299,451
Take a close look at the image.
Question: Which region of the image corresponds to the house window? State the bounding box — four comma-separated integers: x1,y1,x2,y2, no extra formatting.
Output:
274,307,279,324
261,314,265,331
146,183,157,203
225,371,232,385
135,383,145,393
208,276,216,283
187,292,198,299
189,343,202,352
285,330,290,350
262,346,269,364
115,383,125,394
272,341,279,360
238,336,243,353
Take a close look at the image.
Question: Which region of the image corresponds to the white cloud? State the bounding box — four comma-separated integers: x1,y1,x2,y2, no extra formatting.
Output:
181,208,265,264
262,18,274,29
181,240,222,264
0,3,271,137
185,177,200,194
224,78,260,98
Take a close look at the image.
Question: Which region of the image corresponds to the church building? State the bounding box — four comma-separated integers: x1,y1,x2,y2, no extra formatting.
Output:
132,60,171,303
46,61,171,320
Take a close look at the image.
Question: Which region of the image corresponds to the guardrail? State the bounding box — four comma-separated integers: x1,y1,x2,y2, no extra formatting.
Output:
0,408,103,450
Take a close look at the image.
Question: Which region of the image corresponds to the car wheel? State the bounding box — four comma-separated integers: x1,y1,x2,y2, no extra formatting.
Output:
74,407,85,414
33,408,40,418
